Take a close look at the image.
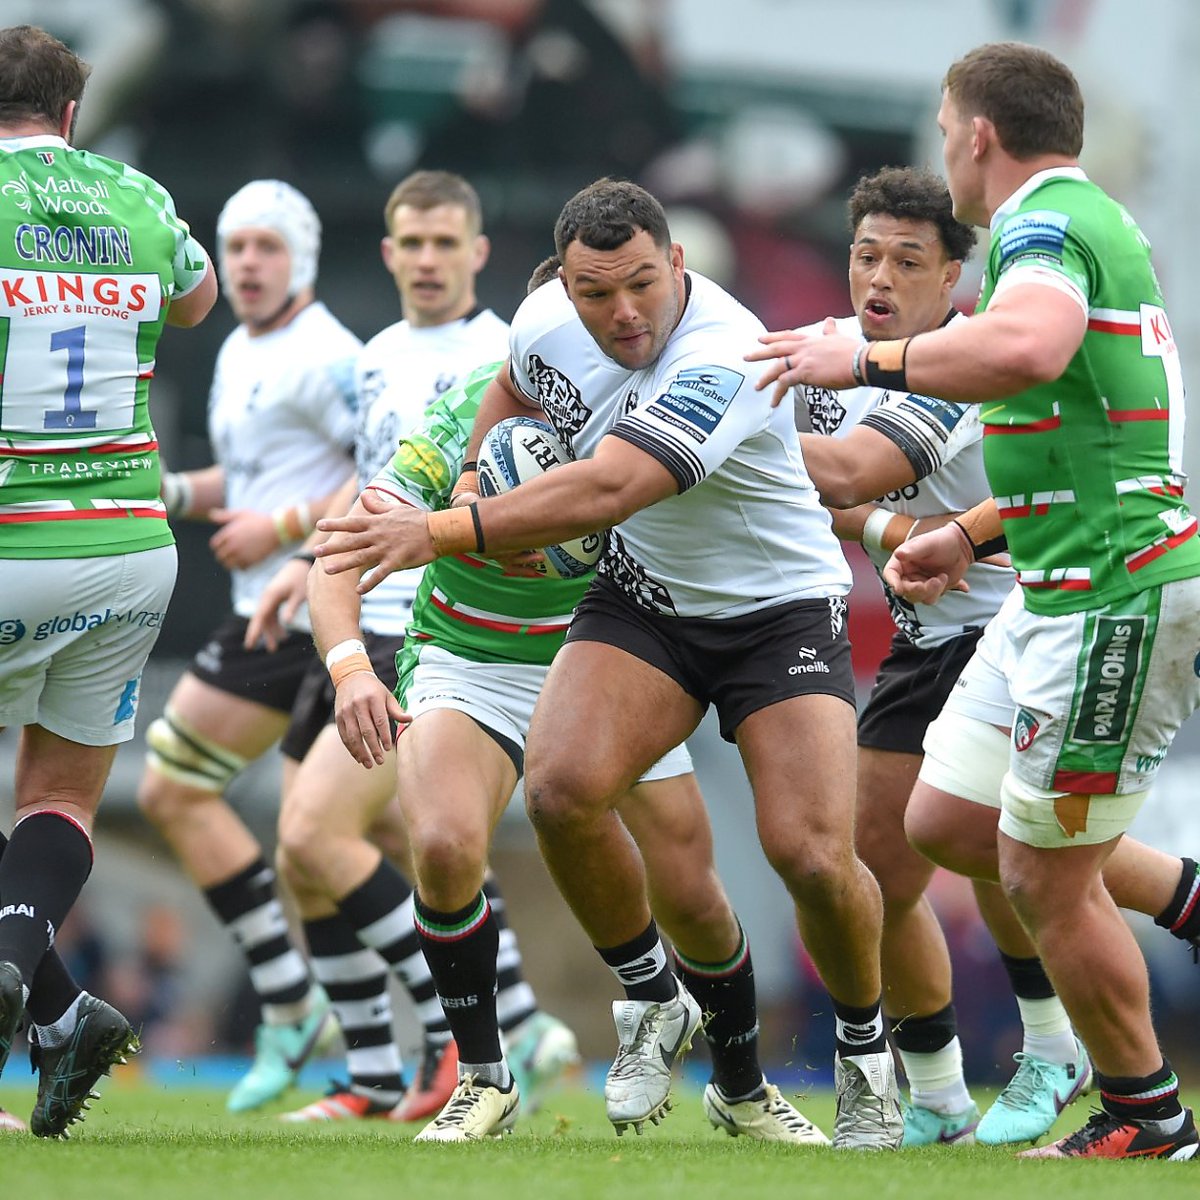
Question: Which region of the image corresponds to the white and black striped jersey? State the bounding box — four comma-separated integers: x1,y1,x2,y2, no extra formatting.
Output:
508,272,851,618
796,314,1015,647
208,301,359,629
354,308,509,634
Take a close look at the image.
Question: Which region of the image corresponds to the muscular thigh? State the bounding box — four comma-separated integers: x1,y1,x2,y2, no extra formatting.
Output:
856,746,923,864
737,692,858,852
282,722,398,838
166,672,291,762
526,640,702,804
395,707,518,845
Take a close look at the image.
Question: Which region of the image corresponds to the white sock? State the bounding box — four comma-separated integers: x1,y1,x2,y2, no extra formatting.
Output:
898,1036,973,1113
1015,995,1077,1063
459,1060,512,1090
263,982,322,1028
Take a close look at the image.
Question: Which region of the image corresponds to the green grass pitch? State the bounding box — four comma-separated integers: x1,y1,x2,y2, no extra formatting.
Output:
2,1071,1198,1200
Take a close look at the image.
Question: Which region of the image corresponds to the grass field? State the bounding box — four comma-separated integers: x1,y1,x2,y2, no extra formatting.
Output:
3,1066,1198,1200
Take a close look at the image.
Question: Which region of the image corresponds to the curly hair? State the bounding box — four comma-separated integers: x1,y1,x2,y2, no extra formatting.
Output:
848,166,977,262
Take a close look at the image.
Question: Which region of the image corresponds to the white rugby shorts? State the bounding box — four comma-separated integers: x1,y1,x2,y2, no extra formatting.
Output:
398,643,691,781
0,545,177,745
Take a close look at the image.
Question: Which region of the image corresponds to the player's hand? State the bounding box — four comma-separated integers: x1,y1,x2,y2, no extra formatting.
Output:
244,557,311,651
744,318,858,407
882,523,973,604
315,489,435,594
333,670,411,768
492,548,547,578
208,508,280,570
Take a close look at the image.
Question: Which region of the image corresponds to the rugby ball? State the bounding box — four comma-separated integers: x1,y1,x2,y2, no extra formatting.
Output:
476,416,605,579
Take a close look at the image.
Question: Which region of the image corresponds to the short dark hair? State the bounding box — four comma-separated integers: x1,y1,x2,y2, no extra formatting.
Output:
848,166,977,263
944,42,1083,160
526,254,560,294
554,178,671,260
0,25,89,130
383,170,482,235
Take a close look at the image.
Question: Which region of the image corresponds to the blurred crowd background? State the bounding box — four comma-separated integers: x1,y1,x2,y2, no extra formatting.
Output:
3,0,1199,1084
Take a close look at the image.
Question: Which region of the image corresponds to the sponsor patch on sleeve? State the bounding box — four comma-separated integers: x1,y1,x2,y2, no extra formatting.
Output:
896,393,970,435
646,364,744,437
394,434,451,490
998,209,1071,270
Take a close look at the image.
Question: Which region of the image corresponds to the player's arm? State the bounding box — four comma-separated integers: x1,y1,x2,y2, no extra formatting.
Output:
243,475,363,651
750,282,1086,403
308,495,409,767
315,436,677,589
166,254,218,328
883,497,1004,603
209,472,358,573
160,463,225,519
800,425,916,509
896,283,1086,401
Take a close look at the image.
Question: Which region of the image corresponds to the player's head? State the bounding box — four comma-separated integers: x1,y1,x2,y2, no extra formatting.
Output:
846,166,976,342
939,43,1083,224
381,170,489,328
526,254,561,295
216,179,320,333
0,25,89,141
553,178,686,371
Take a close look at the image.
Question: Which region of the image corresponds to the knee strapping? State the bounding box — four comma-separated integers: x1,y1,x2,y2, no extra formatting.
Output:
918,708,1009,808
145,708,247,793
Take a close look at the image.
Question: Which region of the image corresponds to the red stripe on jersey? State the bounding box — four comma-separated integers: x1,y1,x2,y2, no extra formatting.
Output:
429,593,568,635
1087,318,1139,335
983,415,1063,434
364,485,418,508
1106,408,1170,423
0,507,166,523
1017,576,1092,591
1127,523,1198,572
0,439,159,456
1053,769,1119,792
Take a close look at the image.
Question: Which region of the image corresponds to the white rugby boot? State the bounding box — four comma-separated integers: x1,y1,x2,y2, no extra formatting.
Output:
605,981,702,1135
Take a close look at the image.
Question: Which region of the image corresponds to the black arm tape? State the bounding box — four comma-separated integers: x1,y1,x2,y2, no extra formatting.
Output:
952,518,1007,561
469,502,486,553
972,533,1008,559
862,337,912,391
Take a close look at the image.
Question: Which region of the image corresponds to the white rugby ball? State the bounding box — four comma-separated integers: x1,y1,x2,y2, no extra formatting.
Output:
476,416,605,579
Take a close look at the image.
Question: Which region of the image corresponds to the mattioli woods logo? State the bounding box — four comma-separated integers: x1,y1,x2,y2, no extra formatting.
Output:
1013,708,1040,752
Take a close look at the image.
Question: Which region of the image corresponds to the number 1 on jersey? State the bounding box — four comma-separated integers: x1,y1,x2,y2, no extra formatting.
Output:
45,324,97,430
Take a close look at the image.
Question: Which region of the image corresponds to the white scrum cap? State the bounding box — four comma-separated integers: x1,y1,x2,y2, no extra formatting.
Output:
216,179,321,295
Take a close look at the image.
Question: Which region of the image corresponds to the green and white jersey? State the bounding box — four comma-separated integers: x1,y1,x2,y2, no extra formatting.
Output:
366,360,590,666
978,167,1200,614
0,134,209,558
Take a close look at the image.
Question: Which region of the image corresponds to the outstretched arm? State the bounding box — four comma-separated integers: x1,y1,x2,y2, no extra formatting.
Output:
315,435,678,591
748,284,1087,406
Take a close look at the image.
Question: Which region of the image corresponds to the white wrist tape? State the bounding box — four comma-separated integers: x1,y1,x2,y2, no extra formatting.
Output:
161,471,193,518
324,638,367,671
861,507,895,552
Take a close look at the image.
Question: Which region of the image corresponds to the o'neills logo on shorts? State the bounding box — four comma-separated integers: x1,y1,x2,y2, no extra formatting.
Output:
1013,708,1039,751
1072,616,1146,744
